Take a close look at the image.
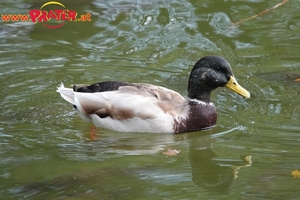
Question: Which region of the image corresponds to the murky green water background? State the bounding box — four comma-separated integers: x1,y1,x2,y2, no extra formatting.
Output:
1,0,300,199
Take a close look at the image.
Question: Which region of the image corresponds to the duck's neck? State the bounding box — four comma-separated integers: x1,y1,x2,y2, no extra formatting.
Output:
187,89,212,103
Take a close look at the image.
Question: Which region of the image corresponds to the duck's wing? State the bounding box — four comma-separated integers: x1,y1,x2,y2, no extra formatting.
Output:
128,83,187,116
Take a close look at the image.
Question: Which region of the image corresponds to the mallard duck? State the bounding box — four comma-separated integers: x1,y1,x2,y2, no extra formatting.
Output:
57,55,250,133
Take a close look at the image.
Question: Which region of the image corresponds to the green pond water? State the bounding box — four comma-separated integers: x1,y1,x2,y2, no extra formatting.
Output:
1,0,300,199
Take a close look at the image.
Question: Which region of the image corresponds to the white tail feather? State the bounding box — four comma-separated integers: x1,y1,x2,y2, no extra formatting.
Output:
56,83,75,105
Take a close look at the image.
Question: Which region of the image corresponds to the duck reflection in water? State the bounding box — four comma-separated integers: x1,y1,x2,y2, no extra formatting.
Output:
13,133,252,198
186,133,252,192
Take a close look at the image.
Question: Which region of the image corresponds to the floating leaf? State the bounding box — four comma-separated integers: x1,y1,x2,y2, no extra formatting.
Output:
162,149,181,156
292,170,300,178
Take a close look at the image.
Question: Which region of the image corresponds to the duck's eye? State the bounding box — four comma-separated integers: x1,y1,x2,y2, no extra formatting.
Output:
217,68,224,74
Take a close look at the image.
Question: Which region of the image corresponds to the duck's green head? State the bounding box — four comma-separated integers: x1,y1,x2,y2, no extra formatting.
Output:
187,55,250,101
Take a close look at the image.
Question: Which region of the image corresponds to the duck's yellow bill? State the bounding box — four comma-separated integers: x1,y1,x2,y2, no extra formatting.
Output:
225,76,250,98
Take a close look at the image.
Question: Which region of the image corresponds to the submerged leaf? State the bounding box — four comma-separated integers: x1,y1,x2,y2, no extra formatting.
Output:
294,78,300,82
